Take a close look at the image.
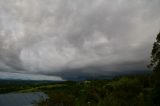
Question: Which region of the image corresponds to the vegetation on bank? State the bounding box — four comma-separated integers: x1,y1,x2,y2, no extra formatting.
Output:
0,74,159,106
35,74,157,106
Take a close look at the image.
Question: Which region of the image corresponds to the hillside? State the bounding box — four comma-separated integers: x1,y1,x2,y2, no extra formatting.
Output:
0,74,159,106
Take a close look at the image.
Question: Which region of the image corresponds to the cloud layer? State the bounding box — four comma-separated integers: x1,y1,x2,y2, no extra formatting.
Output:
0,0,160,80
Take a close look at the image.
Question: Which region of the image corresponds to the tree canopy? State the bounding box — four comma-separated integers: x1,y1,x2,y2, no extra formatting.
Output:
149,32,160,72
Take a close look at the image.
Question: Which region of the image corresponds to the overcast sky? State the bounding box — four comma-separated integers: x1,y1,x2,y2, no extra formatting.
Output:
0,0,160,80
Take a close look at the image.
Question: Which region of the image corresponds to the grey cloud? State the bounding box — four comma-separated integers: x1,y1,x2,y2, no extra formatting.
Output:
0,0,160,79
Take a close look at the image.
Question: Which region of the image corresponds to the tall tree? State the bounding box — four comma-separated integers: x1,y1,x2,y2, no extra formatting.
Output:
149,32,160,72
148,32,160,106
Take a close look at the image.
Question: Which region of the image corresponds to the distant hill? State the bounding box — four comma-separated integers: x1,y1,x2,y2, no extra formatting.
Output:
0,79,63,85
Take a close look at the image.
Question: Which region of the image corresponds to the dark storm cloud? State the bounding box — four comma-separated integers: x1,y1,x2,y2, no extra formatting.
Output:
0,0,160,80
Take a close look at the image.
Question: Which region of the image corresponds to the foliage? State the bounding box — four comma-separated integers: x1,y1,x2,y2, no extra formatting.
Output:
33,75,153,106
150,81,160,106
149,32,160,72
0,75,157,106
147,32,160,106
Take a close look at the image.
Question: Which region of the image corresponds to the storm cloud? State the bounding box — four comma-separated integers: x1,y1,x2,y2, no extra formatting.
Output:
0,0,160,80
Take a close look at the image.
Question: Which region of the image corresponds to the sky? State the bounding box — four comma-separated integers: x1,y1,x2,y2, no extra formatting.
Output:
0,0,160,80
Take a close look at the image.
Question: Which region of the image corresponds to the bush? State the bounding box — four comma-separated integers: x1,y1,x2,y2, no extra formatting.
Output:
37,93,75,106
151,81,160,105
111,77,142,93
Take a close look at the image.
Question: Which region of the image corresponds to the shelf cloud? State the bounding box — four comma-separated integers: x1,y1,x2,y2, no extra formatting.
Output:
0,0,160,80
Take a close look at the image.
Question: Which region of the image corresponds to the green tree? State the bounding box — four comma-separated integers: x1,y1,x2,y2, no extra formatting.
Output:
149,32,160,106
149,32,160,72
